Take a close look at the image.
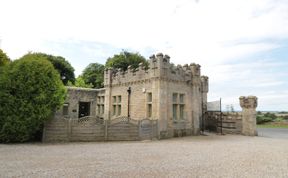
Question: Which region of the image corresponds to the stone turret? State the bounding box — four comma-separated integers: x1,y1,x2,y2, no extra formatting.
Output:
239,96,258,136
201,76,209,112
104,68,113,86
201,76,209,93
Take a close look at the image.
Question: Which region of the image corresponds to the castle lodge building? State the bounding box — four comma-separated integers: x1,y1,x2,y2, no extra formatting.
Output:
47,53,209,140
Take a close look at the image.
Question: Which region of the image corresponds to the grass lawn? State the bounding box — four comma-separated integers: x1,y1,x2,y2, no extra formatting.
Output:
257,124,288,128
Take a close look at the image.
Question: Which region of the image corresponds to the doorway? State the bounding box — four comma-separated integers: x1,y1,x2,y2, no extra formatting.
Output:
78,102,90,118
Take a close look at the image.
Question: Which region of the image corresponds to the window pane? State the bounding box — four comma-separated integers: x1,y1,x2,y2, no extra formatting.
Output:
147,93,152,102
118,96,121,103
113,96,116,103
173,104,178,120
173,93,178,103
118,105,121,115
148,104,152,117
180,94,184,103
97,105,101,115
101,105,104,114
63,104,69,116
113,105,116,115
180,105,184,119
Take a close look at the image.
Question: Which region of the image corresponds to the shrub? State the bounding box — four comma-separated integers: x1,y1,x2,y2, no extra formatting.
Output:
263,112,277,120
256,116,273,124
0,55,66,142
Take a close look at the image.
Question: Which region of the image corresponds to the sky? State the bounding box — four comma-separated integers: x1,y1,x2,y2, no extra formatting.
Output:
1,0,288,111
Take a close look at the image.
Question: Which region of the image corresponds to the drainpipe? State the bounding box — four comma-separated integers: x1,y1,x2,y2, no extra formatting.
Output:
127,87,131,118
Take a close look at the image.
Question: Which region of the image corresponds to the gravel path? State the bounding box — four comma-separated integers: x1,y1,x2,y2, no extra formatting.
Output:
1,134,288,178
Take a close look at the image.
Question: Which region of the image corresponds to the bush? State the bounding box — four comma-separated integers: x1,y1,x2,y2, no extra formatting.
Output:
257,116,273,124
0,55,66,142
263,112,277,120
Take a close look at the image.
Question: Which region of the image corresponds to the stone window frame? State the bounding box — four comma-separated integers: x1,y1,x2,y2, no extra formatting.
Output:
62,103,69,117
146,92,152,118
112,95,122,116
172,93,185,120
97,95,105,116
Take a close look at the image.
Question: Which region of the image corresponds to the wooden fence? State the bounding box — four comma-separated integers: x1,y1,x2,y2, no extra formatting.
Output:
43,116,158,142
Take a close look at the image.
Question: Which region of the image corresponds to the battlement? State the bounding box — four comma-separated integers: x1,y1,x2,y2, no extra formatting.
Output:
104,53,204,87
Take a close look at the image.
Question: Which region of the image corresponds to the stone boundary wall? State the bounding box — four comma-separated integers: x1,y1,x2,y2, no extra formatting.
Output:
43,116,158,142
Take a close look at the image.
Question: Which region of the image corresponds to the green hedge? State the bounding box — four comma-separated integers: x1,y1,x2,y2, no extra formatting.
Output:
0,54,66,142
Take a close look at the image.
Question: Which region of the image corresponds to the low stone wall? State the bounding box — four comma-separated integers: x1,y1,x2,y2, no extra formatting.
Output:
43,116,158,142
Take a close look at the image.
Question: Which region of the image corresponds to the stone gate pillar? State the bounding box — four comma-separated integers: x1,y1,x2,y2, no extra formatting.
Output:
239,96,258,136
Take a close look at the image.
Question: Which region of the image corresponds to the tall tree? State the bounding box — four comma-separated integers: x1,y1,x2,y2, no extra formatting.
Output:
67,76,93,88
105,51,148,71
0,54,66,142
82,63,105,88
22,52,75,85
0,49,10,67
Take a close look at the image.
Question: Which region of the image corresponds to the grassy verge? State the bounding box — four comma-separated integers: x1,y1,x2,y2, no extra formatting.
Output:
257,124,288,128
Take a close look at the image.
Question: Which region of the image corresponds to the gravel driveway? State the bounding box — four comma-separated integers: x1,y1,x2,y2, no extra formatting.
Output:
1,134,288,178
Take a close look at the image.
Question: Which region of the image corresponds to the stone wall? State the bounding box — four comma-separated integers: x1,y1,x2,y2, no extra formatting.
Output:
54,87,103,120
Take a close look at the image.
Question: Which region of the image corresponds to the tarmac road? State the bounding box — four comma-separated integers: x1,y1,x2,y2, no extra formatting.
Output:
257,128,288,139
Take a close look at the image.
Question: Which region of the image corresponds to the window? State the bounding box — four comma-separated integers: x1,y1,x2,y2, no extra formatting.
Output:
63,103,69,116
101,105,104,114
180,104,184,119
147,93,152,102
97,96,105,116
173,93,178,103
147,93,152,118
147,104,152,118
112,95,122,116
172,93,185,120
113,105,117,115
179,94,184,103
118,105,121,115
173,104,177,119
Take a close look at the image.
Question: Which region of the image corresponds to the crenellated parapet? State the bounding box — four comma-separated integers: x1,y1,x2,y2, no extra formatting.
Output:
104,53,205,87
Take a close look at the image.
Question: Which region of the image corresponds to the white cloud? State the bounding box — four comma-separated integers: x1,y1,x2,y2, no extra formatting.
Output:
1,0,288,110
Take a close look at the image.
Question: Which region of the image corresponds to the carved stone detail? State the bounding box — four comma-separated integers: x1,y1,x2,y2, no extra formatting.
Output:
239,96,258,109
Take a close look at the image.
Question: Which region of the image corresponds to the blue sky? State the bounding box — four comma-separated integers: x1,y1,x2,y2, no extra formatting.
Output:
0,0,288,111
